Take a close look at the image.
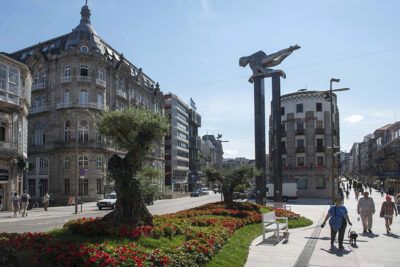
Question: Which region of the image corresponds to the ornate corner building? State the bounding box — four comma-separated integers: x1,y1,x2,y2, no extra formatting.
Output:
0,53,32,210
269,90,340,198
7,3,164,203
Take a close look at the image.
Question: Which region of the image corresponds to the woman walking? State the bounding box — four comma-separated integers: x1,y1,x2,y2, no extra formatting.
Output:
11,192,20,217
380,195,398,235
321,198,353,249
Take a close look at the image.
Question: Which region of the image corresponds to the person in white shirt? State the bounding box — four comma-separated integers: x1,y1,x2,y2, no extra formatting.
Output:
42,193,50,211
357,191,375,233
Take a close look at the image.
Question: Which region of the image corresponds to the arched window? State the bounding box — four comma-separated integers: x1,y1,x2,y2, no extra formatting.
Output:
34,123,45,146
64,65,71,78
39,157,49,175
78,120,88,142
34,96,41,108
97,92,103,109
64,156,70,170
79,90,88,105
96,156,103,171
64,90,70,104
78,155,89,169
64,120,71,142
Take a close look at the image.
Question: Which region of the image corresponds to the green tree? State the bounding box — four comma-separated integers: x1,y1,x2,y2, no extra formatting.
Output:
97,108,168,226
137,166,164,201
205,165,259,205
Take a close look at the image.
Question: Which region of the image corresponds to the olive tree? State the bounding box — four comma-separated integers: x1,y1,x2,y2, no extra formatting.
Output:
205,165,259,205
97,108,168,226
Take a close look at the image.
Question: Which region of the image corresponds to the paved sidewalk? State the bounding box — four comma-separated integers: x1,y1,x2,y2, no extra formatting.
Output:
246,185,400,267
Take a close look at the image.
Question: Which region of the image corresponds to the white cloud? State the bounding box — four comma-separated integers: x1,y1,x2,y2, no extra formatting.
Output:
201,0,217,18
344,114,364,123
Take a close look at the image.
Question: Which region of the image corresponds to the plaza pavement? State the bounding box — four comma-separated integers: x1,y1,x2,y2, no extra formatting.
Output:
246,185,400,267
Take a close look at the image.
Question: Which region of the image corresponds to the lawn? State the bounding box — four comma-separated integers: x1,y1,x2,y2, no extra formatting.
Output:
0,202,312,266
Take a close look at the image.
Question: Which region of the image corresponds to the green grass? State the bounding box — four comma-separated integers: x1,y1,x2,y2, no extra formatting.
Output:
204,223,262,267
288,217,313,229
136,235,186,249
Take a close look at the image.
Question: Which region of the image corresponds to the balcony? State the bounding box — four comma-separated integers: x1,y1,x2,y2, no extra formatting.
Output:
296,129,305,135
316,146,325,152
282,147,287,154
30,105,48,114
76,75,91,82
32,83,46,91
60,76,72,83
56,102,106,111
281,130,286,137
0,90,19,106
96,78,106,88
116,90,127,99
296,146,305,153
315,128,325,135
0,141,19,156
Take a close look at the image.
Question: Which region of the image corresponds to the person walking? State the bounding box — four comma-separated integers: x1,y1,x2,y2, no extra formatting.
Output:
380,187,384,197
357,191,375,233
0,195,3,211
20,190,30,217
11,192,20,217
369,186,372,195
395,193,400,216
345,190,350,199
321,198,352,250
380,195,398,235
355,191,360,201
42,193,50,211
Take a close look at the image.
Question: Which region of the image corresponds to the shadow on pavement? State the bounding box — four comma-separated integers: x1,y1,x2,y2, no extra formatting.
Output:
320,247,352,257
256,235,285,246
359,232,379,238
383,233,400,239
304,236,368,244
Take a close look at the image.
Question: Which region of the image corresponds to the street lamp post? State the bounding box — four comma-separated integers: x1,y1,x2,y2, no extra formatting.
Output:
327,79,349,203
75,103,79,214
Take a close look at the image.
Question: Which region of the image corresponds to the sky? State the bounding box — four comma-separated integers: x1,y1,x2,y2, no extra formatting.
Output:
1,0,400,159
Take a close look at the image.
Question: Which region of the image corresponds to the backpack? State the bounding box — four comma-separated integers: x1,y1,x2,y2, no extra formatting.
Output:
21,194,28,202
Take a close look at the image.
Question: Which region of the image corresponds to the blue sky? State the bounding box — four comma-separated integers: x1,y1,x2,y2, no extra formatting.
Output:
1,0,399,158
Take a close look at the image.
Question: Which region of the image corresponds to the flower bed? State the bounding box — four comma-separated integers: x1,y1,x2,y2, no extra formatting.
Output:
0,202,309,266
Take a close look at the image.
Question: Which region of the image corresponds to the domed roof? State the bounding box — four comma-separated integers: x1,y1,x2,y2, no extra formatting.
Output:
65,2,102,51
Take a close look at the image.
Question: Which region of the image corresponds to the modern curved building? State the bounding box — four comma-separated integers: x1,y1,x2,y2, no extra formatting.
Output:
269,90,340,198
7,3,164,203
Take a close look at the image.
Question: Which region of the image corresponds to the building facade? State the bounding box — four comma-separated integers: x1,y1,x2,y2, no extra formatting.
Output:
164,93,190,192
0,53,32,210
7,3,164,203
188,99,202,191
270,90,340,198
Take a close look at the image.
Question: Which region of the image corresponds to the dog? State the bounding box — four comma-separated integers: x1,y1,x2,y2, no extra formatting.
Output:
349,230,358,246
283,230,290,243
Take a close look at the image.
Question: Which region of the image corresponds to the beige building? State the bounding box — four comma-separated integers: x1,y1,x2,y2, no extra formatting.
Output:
8,3,164,203
0,53,32,210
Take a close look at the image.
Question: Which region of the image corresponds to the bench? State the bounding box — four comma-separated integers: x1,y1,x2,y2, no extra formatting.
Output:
266,202,292,211
262,211,288,242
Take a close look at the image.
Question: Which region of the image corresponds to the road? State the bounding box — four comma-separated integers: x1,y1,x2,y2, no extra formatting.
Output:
0,192,221,233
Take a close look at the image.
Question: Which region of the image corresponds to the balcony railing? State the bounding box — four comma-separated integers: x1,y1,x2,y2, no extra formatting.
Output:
0,141,19,155
30,105,48,114
315,128,325,135
296,129,305,135
60,76,72,83
296,146,305,153
0,91,19,106
56,102,106,110
116,90,127,99
316,146,325,152
96,79,106,87
76,75,91,82
32,83,46,91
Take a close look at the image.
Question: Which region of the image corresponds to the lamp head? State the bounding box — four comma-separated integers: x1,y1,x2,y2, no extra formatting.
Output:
330,78,340,83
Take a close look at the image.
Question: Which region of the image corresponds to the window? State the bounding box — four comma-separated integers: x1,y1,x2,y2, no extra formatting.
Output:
177,111,188,122
296,139,304,147
177,150,189,158
95,131,102,143
34,123,45,146
96,156,104,171
316,138,323,147
177,131,188,140
8,67,19,94
177,160,189,167
64,66,71,77
80,46,89,53
0,64,6,90
177,121,188,131
0,121,6,141
41,74,46,85
316,156,324,166
97,70,104,81
79,90,88,105
96,178,103,194
97,92,103,108
39,157,49,175
64,179,70,195
177,141,189,149
79,178,88,195
79,156,89,169
316,176,326,189
64,156,70,170
282,157,287,167
281,107,285,116
64,120,71,142
296,122,304,130
28,179,36,197
316,120,323,129
316,102,322,112
39,179,48,199
80,64,89,76
78,120,89,142
297,156,305,167
296,103,303,113
296,176,308,190
64,90,71,104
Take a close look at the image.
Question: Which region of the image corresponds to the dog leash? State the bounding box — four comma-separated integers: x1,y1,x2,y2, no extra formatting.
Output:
347,225,352,238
